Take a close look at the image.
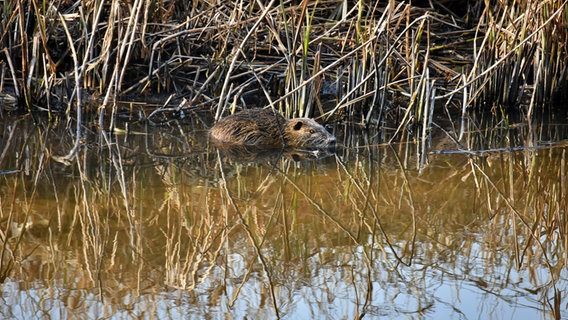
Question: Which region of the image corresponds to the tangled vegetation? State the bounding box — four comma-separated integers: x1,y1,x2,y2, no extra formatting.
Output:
0,0,566,129
1,2,568,318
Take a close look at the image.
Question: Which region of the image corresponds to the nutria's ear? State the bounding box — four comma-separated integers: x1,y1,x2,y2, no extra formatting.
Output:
293,120,304,130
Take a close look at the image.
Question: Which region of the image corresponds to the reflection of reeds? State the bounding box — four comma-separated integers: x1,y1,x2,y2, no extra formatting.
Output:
1,111,567,317
0,195,16,283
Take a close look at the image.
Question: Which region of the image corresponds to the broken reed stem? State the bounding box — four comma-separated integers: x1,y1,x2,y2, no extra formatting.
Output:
57,13,83,161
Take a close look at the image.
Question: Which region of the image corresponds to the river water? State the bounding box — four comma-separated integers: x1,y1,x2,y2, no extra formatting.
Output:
0,108,567,319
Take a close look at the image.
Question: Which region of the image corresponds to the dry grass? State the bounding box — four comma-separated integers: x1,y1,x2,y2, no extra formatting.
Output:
0,1,565,131
2,2,567,316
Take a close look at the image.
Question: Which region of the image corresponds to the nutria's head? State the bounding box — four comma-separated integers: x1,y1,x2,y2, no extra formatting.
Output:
284,118,336,149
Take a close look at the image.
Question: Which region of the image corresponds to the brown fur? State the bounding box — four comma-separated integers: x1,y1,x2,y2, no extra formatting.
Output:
210,109,336,149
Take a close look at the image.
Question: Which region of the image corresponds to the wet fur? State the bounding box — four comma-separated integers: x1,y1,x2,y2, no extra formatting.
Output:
210,109,335,149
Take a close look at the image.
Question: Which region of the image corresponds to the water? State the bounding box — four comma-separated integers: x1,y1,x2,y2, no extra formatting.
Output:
0,109,567,319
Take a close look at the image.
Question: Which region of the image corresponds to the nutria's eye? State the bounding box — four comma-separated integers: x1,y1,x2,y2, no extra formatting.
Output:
309,129,316,134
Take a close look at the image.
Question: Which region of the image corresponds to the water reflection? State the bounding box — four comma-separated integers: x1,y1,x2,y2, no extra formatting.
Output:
0,110,567,319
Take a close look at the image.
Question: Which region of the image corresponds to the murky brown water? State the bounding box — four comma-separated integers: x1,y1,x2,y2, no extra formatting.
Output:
1,109,567,319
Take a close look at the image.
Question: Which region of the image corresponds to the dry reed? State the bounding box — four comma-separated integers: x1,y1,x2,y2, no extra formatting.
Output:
0,1,565,137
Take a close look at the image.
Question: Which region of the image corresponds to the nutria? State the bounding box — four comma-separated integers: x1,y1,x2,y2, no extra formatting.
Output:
210,108,336,149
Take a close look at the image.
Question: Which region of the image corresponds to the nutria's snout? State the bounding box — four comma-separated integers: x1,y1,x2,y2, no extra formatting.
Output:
325,136,337,150
329,135,337,145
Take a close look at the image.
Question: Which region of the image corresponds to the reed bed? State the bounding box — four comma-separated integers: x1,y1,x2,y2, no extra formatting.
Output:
1,1,566,133
2,1,567,316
